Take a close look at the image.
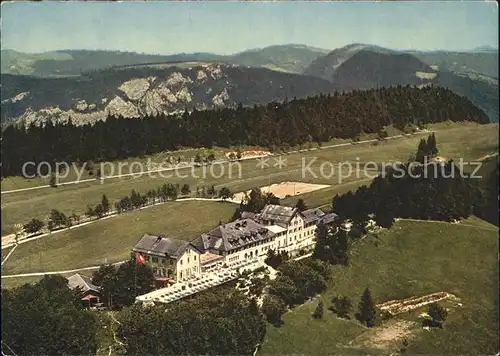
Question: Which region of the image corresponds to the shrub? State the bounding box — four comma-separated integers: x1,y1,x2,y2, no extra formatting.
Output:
329,295,352,319
312,300,324,319
425,303,448,328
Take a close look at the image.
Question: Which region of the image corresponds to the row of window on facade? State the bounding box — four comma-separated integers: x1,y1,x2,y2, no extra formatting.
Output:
153,267,174,277
146,254,197,265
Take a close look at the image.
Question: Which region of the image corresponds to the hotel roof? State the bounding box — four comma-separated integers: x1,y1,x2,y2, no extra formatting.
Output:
192,219,275,253
301,208,326,223
258,204,298,225
67,273,100,294
133,234,199,258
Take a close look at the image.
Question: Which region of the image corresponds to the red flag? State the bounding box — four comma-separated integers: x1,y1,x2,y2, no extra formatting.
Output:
137,253,146,264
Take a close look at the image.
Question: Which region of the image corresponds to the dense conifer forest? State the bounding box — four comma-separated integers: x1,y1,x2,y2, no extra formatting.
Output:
1,85,488,177
331,161,484,227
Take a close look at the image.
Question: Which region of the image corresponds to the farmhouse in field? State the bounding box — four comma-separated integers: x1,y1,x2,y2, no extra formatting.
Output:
67,273,102,307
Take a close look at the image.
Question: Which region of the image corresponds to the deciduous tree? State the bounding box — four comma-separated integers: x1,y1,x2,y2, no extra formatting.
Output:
1,275,98,355
261,294,287,326
23,218,44,234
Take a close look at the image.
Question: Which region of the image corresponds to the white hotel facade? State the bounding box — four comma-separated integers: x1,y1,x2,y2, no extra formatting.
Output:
132,204,338,288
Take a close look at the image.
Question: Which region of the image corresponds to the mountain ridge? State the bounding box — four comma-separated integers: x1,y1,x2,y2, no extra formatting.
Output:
1,44,330,77
1,43,497,125
0,64,334,127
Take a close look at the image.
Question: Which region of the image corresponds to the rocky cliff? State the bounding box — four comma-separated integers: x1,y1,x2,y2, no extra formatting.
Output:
1,63,333,127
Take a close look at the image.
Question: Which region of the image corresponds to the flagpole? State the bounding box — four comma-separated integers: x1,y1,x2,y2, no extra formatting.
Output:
134,255,138,297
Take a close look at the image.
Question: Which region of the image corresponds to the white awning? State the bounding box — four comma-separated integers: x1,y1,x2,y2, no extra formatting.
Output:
266,225,287,234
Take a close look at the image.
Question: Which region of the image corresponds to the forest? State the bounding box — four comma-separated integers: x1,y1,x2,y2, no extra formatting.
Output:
331,160,486,228
1,85,489,177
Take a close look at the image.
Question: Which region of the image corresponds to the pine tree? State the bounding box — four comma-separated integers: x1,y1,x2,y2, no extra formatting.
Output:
357,287,376,327
429,133,439,157
295,198,307,212
49,173,57,188
415,138,428,163
0,87,489,178
101,194,110,214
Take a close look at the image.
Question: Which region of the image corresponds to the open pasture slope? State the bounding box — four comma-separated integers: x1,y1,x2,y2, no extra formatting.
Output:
1,123,498,235
261,219,499,355
1,201,235,276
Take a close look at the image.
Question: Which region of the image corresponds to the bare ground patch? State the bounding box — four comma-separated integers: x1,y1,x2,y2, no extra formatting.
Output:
376,292,459,316
225,150,272,160
353,320,419,351
233,181,331,202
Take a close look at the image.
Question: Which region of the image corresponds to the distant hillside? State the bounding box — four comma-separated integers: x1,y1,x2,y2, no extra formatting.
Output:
0,44,329,77
2,43,497,124
409,50,498,81
304,44,498,122
0,64,333,126
330,50,436,90
303,43,396,81
0,49,74,77
305,44,498,84
31,50,224,77
1,86,489,177
437,71,499,123
227,44,329,73
0,49,224,77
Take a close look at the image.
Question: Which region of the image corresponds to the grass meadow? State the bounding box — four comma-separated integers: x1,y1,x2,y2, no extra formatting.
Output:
261,219,499,355
1,201,235,275
1,123,498,235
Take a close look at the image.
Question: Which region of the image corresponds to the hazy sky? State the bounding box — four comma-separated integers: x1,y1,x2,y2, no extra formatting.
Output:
1,1,498,54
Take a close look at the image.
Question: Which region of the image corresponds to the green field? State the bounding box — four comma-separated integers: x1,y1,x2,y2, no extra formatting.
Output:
0,271,87,290
1,120,497,353
0,121,489,192
1,123,497,235
261,219,499,355
1,200,235,275
0,144,270,191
